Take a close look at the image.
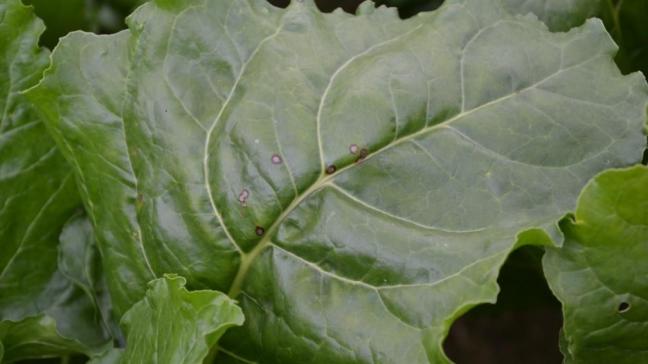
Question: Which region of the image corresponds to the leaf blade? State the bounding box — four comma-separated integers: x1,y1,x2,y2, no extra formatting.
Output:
544,166,648,363
0,0,111,360
28,0,648,362
117,275,244,364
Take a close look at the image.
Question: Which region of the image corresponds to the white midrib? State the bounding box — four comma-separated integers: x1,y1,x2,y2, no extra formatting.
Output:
314,24,425,171
225,53,596,298
203,24,285,256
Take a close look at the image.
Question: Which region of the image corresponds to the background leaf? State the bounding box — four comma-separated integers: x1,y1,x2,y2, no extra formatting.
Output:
543,166,648,363
23,0,146,49
501,0,603,31
0,214,113,362
600,0,648,76
0,0,111,361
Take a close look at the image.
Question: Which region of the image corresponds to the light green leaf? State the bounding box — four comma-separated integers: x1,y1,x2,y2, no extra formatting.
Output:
544,166,648,363
110,275,243,364
28,0,648,362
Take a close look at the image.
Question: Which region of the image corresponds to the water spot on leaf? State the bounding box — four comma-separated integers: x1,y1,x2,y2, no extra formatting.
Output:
618,302,630,313
238,189,250,206
255,226,265,236
271,154,283,165
326,165,337,174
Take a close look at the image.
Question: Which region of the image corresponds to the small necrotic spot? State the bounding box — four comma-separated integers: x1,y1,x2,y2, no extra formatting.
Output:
271,154,283,164
326,165,337,174
349,144,359,154
255,226,265,236
618,302,630,313
355,148,369,163
238,189,250,205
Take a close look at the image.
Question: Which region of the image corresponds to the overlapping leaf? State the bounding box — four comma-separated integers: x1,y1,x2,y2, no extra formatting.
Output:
379,0,603,31
0,0,111,361
600,0,648,75
544,166,648,363
28,0,648,362
0,214,113,362
92,275,243,364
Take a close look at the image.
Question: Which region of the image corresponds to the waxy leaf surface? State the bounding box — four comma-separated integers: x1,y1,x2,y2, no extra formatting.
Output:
28,0,648,362
0,0,110,360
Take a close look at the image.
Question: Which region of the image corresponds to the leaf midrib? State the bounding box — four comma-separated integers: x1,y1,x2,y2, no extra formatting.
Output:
225,50,597,298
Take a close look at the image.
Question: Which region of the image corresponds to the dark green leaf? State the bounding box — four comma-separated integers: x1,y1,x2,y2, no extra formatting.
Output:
502,0,603,31
0,214,113,362
601,0,648,75
1,0,111,360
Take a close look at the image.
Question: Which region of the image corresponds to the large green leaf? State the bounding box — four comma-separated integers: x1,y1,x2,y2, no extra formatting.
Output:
0,0,111,360
28,0,648,362
543,166,648,363
92,275,244,364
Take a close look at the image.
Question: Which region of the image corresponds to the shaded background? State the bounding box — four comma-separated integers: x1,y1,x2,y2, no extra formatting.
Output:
18,0,646,363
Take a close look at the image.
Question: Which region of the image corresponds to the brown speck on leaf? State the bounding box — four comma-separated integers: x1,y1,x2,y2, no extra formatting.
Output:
255,226,265,236
326,165,337,174
355,148,368,163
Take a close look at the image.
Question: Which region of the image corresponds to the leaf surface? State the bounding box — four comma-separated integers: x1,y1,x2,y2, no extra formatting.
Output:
544,166,648,363
28,0,648,362
602,0,648,75
0,0,110,360
98,275,244,364
0,214,112,362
